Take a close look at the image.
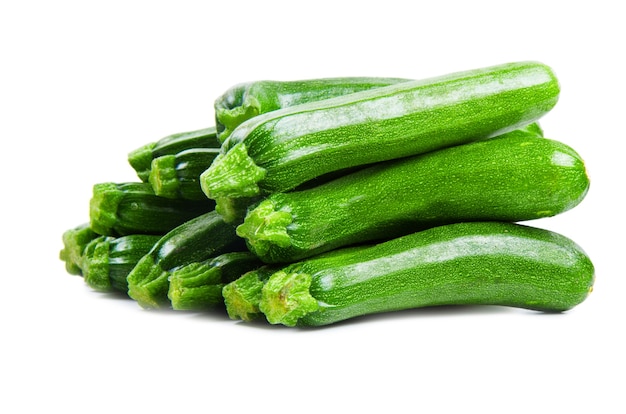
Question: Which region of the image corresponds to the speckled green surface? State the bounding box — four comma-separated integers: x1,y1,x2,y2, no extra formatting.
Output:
203,62,560,201
238,134,589,263
214,77,409,142
258,222,595,327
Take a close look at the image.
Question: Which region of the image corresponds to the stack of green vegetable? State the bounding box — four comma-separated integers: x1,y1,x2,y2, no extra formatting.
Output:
60,61,595,327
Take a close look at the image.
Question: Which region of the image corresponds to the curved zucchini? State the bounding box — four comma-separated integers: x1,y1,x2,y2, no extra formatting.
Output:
214,77,409,142
126,210,245,309
202,61,560,205
89,182,214,236
81,234,161,293
237,134,589,263
258,222,595,327
149,148,220,200
128,126,220,182
168,252,262,311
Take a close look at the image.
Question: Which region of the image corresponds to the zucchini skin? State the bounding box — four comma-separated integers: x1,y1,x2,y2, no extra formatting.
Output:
128,126,220,182
89,182,214,236
259,222,595,327
126,210,246,309
237,134,589,263
212,122,543,225
214,77,409,142
202,61,560,202
149,148,220,200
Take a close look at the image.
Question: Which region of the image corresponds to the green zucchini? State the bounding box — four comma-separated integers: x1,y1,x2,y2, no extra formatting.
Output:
168,252,263,311
59,223,100,275
126,210,245,309
89,182,214,236
201,61,560,208
81,234,161,293
259,222,595,327
214,77,410,142
237,133,589,263
128,126,220,182
149,148,220,200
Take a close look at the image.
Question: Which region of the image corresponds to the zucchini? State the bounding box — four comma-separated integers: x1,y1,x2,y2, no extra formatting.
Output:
149,148,220,200
128,126,220,182
89,182,214,236
201,61,560,207
81,234,161,293
168,252,262,311
237,133,589,263
258,222,595,327
215,77,409,142
59,223,99,275
126,210,246,309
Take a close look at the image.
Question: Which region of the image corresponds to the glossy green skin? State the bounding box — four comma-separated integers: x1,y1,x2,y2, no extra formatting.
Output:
168,252,262,311
149,148,220,200
81,234,161,293
128,126,220,182
238,134,589,263
211,123,542,225
259,222,595,327
214,77,409,142
126,210,246,309
89,182,214,236
203,62,560,202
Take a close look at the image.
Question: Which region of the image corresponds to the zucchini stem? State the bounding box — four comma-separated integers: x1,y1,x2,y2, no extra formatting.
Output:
235,199,293,257
168,261,224,311
127,255,170,309
222,268,273,321
259,270,320,327
148,154,179,199
200,143,266,199
215,96,261,143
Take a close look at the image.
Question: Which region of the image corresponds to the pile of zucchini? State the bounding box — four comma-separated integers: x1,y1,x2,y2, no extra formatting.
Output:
60,61,595,327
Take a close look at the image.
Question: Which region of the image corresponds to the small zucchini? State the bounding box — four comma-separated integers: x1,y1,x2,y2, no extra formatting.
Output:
237,133,589,263
126,210,245,309
81,234,161,293
214,77,409,142
149,148,220,200
259,222,595,327
128,126,220,182
89,182,214,236
201,61,560,207
168,252,263,311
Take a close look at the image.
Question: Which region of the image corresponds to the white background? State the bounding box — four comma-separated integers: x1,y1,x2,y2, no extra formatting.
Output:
2,1,623,412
